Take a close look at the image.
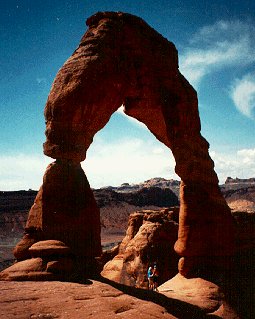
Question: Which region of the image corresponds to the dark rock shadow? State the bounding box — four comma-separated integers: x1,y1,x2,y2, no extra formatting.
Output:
224,248,255,319
90,275,221,319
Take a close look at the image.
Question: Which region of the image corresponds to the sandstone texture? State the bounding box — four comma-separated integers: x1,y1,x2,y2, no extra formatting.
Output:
0,240,75,281
0,279,242,319
159,274,223,313
10,161,101,277
3,11,235,279
42,11,234,274
0,281,177,319
29,240,71,257
102,209,180,288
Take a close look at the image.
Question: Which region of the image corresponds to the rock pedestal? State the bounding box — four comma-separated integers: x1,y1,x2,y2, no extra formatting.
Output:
9,160,101,279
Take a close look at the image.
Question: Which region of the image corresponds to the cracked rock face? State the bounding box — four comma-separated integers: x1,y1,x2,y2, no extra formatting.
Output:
2,11,234,280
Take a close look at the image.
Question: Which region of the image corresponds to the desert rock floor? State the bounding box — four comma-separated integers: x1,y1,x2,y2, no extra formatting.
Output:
0,277,240,319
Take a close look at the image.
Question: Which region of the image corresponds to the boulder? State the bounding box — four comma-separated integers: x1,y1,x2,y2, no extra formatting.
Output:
29,240,71,257
159,273,223,313
1,240,75,281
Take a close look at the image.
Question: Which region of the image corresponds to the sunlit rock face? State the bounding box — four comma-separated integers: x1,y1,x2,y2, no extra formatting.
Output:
2,11,234,281
101,209,179,288
26,161,101,257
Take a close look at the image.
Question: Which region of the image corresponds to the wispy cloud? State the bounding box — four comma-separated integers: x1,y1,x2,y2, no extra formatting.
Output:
0,146,254,190
230,73,255,119
210,148,255,183
84,137,177,188
180,20,255,87
0,154,50,191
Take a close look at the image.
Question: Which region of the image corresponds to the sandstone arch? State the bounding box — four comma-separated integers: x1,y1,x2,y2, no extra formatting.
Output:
13,12,234,277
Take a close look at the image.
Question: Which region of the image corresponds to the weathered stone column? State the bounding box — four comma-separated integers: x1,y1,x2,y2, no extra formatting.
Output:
172,135,235,276
26,160,101,257
11,159,101,278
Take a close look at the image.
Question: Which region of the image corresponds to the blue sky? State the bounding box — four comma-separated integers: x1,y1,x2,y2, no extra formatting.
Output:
1,0,255,190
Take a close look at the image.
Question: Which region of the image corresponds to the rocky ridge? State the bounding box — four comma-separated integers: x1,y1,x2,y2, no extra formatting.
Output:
1,177,254,270
100,177,180,196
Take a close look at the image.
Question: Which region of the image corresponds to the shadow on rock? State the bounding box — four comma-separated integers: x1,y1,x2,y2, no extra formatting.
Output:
95,275,221,319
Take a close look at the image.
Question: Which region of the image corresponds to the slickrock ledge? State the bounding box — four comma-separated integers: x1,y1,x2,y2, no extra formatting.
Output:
0,279,239,319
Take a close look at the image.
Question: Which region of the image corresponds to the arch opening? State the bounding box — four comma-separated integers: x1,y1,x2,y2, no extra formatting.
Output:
84,106,178,189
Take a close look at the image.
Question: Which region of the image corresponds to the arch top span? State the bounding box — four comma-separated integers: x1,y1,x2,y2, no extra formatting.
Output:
43,11,201,163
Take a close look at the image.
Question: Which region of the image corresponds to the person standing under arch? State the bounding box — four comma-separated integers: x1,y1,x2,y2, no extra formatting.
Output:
147,266,153,290
152,265,159,291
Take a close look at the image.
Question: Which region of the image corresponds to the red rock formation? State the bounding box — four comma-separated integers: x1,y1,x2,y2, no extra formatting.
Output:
14,161,101,260
0,240,74,281
2,280,239,319
101,209,180,288
2,11,235,280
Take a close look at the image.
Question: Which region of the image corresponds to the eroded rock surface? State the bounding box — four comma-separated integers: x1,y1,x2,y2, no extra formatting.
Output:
0,240,74,281
0,279,243,319
14,161,101,262
102,209,179,288
159,274,223,313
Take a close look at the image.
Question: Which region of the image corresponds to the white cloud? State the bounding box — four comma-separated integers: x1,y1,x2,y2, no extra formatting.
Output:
1,146,254,191
180,20,255,87
0,138,176,191
0,154,51,191
210,148,255,183
83,137,177,188
230,73,255,118
237,148,255,165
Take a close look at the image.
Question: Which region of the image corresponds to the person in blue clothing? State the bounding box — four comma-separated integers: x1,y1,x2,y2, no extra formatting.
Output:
147,266,153,290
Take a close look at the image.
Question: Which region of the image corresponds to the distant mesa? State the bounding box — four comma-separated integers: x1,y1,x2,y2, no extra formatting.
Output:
94,187,179,208
225,176,255,185
121,183,130,186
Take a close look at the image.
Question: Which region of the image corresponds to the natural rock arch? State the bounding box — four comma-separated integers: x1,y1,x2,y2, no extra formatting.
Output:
12,12,234,278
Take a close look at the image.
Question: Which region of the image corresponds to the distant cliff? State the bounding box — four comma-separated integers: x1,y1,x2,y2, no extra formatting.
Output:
0,177,254,270
221,177,255,212
1,176,255,238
